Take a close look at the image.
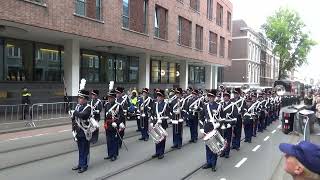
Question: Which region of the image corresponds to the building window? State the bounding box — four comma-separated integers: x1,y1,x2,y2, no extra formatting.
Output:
151,60,160,83
101,54,139,83
122,0,129,28
122,0,148,34
96,0,102,20
190,0,200,12
151,59,180,84
216,3,223,27
75,0,103,20
81,52,100,83
207,0,213,20
195,25,203,50
209,31,217,54
75,0,86,16
189,65,205,84
228,40,232,59
34,44,62,81
154,5,168,39
4,40,32,81
177,16,192,47
219,36,225,58
227,11,231,31
128,57,139,83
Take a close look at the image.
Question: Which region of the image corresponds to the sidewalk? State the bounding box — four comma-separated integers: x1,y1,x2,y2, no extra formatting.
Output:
271,124,320,180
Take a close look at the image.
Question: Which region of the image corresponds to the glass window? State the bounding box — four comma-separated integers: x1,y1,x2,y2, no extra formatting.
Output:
107,55,115,82
122,0,129,28
169,62,176,83
151,60,160,83
34,44,61,81
115,55,128,83
81,52,100,83
189,65,205,84
160,61,168,84
96,0,101,20
75,0,86,16
129,57,139,83
154,6,160,37
4,39,33,81
207,0,213,20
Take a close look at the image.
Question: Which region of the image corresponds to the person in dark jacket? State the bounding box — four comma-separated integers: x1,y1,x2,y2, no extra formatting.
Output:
21,87,31,120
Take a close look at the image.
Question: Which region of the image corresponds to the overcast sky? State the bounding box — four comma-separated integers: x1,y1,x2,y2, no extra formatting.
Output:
230,0,320,82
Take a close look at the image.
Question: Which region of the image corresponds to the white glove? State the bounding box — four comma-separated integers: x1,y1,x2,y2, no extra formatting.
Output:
112,122,117,128
157,119,162,124
150,123,154,127
95,110,100,113
119,123,125,129
200,129,205,134
69,110,75,117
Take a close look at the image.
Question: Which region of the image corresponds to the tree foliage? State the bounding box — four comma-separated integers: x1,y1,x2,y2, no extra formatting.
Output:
262,8,317,80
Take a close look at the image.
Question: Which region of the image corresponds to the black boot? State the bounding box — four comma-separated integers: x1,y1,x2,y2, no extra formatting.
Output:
72,166,80,171
78,167,87,173
202,164,212,169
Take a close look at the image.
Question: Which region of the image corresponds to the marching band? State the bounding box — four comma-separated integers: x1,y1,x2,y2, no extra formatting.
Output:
70,79,281,173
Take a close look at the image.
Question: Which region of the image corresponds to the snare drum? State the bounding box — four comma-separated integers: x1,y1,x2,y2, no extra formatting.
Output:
203,130,226,154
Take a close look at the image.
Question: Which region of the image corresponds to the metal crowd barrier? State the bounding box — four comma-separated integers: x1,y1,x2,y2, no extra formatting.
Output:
0,104,31,122
29,102,78,127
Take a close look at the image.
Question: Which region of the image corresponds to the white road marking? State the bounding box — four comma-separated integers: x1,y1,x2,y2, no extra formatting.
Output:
264,136,270,141
235,158,248,168
271,130,276,134
9,138,20,141
20,136,33,139
277,125,281,129
58,129,70,133
252,145,261,152
34,133,49,137
220,178,227,180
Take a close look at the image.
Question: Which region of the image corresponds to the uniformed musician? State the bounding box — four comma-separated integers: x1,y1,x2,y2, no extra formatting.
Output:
170,88,184,149
115,87,128,148
71,89,91,173
187,89,203,143
258,92,267,131
151,89,170,159
138,88,153,141
90,89,102,144
243,97,254,143
200,89,220,172
219,90,238,158
104,90,125,161
251,93,259,137
231,88,243,151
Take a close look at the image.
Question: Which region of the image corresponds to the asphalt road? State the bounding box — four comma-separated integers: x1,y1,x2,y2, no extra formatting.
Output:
0,120,296,180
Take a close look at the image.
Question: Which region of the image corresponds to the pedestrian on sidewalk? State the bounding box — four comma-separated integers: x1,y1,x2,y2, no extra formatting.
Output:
279,141,320,180
314,92,320,126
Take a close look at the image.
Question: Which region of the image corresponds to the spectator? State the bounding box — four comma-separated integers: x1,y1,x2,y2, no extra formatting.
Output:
279,141,320,180
314,92,320,126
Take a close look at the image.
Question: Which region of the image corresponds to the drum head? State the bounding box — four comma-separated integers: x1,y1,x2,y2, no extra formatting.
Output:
203,130,216,141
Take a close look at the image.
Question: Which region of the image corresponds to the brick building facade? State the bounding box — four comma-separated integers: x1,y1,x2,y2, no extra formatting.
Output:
0,0,232,104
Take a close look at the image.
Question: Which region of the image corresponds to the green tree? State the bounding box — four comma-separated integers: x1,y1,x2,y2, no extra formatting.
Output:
262,8,317,80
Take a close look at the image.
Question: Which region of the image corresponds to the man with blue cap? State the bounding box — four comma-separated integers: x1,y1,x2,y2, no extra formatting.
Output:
279,141,320,180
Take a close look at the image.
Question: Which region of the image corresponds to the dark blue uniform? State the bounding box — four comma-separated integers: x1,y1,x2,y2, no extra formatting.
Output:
187,96,203,143
90,98,102,144
72,103,91,170
219,101,238,157
257,99,267,132
231,97,243,150
138,96,153,141
116,96,128,148
170,97,184,148
200,102,220,169
151,100,169,158
104,102,124,160
243,103,255,143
